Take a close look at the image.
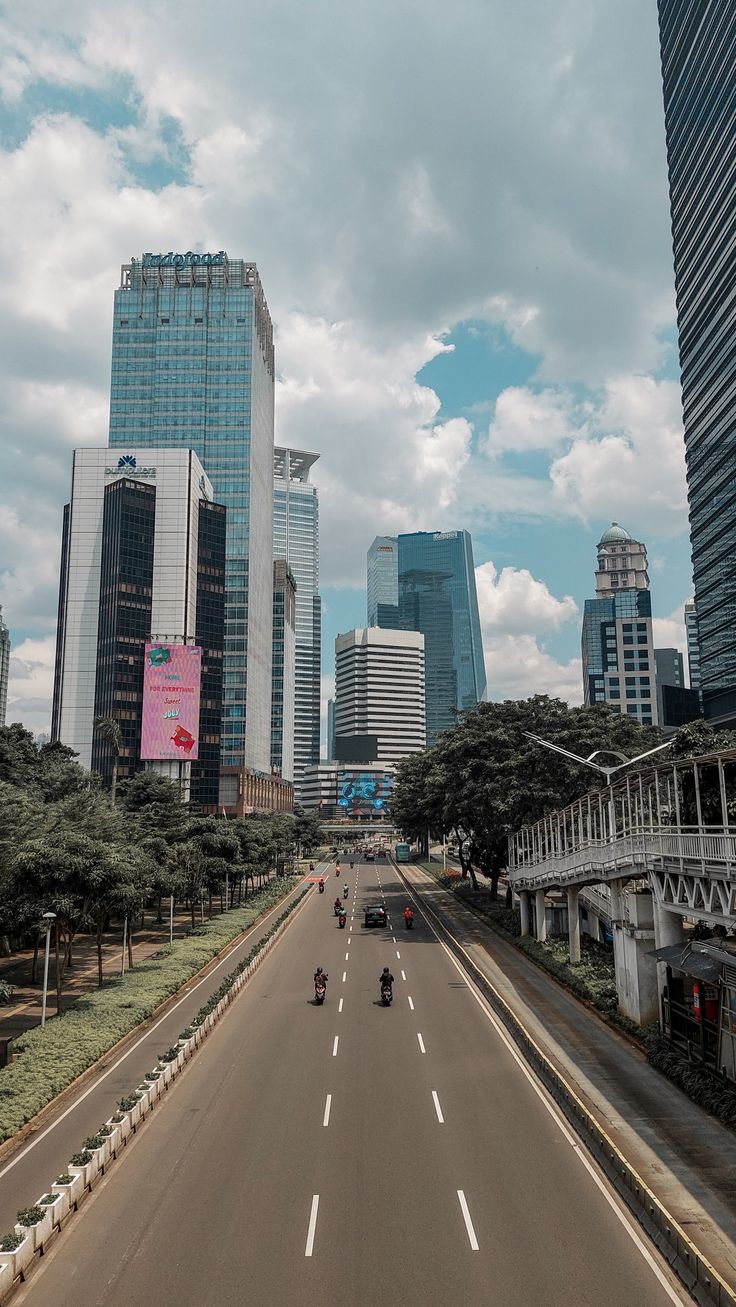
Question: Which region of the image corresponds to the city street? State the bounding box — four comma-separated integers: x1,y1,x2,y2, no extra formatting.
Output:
17,856,686,1307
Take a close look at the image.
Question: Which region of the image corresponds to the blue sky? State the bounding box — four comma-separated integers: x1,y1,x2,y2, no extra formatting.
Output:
0,1,693,733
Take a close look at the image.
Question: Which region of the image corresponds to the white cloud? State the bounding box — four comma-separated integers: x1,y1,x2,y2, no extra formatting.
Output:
486,636,583,705
486,386,582,455
475,561,577,637
474,559,580,703
6,636,56,736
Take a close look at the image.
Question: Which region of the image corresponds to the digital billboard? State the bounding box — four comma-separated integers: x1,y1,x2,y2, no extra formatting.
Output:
336,770,394,815
140,643,202,761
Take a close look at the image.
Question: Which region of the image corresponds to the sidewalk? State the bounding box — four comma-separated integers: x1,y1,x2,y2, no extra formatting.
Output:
0,874,287,1044
403,861,736,1292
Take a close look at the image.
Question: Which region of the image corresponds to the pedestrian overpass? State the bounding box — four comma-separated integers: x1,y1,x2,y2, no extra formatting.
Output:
507,749,736,1028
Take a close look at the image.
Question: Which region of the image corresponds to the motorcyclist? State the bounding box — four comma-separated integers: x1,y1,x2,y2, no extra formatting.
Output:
403,906,414,925
314,966,328,989
343,883,349,898
334,896,342,913
379,966,394,995
335,862,341,877
318,877,325,893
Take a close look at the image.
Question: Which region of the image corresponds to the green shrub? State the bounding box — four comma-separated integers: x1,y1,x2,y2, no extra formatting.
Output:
69,1151,92,1167
55,1175,72,1186
0,1233,23,1251
517,935,618,1013
39,1195,57,1206
110,1114,124,1125
83,1135,104,1150
118,1093,141,1112
645,1031,736,1127
0,981,15,1005
0,878,302,1142
97,1124,113,1136
16,1206,43,1227
158,1047,179,1063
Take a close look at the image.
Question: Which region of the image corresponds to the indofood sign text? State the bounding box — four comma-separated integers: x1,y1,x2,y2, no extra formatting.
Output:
141,251,227,268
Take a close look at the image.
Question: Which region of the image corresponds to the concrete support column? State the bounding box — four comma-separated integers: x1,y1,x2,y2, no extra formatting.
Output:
653,900,685,950
519,890,531,937
609,877,625,924
535,888,547,943
567,886,581,964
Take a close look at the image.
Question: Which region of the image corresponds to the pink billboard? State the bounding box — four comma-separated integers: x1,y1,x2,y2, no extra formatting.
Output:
140,643,202,761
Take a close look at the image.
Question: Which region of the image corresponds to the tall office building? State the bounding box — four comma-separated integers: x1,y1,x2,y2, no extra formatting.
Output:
380,531,485,746
51,449,225,808
367,536,399,627
655,646,700,732
108,251,275,776
0,605,9,727
273,448,321,781
334,627,426,765
657,6,736,723
271,560,296,783
326,697,336,761
581,523,657,726
684,599,701,693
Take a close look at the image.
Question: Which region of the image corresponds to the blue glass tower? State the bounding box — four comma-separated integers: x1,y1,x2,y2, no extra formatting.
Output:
657,3,736,723
392,530,486,746
108,252,275,772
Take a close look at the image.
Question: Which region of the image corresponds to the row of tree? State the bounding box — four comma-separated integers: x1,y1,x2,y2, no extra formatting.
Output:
0,724,325,1010
391,697,736,896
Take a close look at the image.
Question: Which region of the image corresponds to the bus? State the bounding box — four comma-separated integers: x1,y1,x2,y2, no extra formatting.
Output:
395,842,411,863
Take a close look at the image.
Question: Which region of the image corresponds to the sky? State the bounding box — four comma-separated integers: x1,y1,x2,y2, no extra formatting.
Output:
0,0,693,739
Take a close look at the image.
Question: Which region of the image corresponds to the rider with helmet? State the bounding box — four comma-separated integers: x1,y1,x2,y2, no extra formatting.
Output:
379,965,394,996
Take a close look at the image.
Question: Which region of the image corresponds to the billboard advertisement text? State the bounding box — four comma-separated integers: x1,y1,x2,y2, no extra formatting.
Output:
141,643,202,761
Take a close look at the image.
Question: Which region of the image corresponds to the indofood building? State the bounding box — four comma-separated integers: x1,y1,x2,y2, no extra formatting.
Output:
51,449,225,809
107,251,279,805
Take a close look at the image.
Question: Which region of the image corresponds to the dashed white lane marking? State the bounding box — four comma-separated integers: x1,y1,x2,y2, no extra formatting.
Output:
457,1190,479,1250
305,1195,320,1256
323,1094,332,1127
401,970,406,981
392,936,397,943
417,1032,426,1054
349,926,353,933
396,950,401,959
342,971,347,982
432,1090,444,1124
408,995,414,1010
332,1036,339,1057
345,951,349,961
338,997,344,1013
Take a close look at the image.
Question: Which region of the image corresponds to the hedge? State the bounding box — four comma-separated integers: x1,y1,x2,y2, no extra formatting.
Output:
644,1031,736,1128
0,877,303,1141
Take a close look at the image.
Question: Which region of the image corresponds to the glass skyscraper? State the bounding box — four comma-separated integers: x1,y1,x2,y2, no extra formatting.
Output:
385,531,486,747
108,252,275,772
367,536,399,627
657,3,736,723
273,448,321,783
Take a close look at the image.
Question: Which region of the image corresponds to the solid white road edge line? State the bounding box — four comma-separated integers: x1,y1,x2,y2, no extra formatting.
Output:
417,1032,426,1054
332,1036,339,1057
305,1194,319,1257
323,1094,331,1127
457,1190,479,1250
0,879,310,1184
434,933,684,1303
432,1090,444,1124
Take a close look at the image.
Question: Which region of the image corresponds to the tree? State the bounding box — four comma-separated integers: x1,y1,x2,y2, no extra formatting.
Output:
293,808,324,855
392,696,665,897
93,716,123,805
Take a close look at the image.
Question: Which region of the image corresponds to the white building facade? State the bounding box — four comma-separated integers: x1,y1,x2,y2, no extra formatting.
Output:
51,448,224,806
334,627,426,765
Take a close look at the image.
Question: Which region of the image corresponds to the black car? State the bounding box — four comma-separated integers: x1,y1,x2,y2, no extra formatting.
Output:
363,904,388,928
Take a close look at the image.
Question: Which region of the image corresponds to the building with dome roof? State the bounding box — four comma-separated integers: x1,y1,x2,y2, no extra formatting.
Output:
581,523,658,726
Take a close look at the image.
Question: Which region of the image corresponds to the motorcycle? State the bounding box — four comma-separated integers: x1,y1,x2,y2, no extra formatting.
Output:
338,911,347,929
350,861,354,869
318,881,325,894
315,980,327,1005
404,913,414,930
380,983,393,1006
334,902,342,916
343,886,349,899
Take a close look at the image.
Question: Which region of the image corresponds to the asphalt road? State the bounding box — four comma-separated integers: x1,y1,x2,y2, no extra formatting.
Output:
17,856,687,1307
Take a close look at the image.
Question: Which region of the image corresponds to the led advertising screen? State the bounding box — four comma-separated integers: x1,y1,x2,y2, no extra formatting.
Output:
336,770,394,815
140,643,202,761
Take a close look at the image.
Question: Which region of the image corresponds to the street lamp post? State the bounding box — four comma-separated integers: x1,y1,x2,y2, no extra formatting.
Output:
40,912,56,1028
522,733,673,784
